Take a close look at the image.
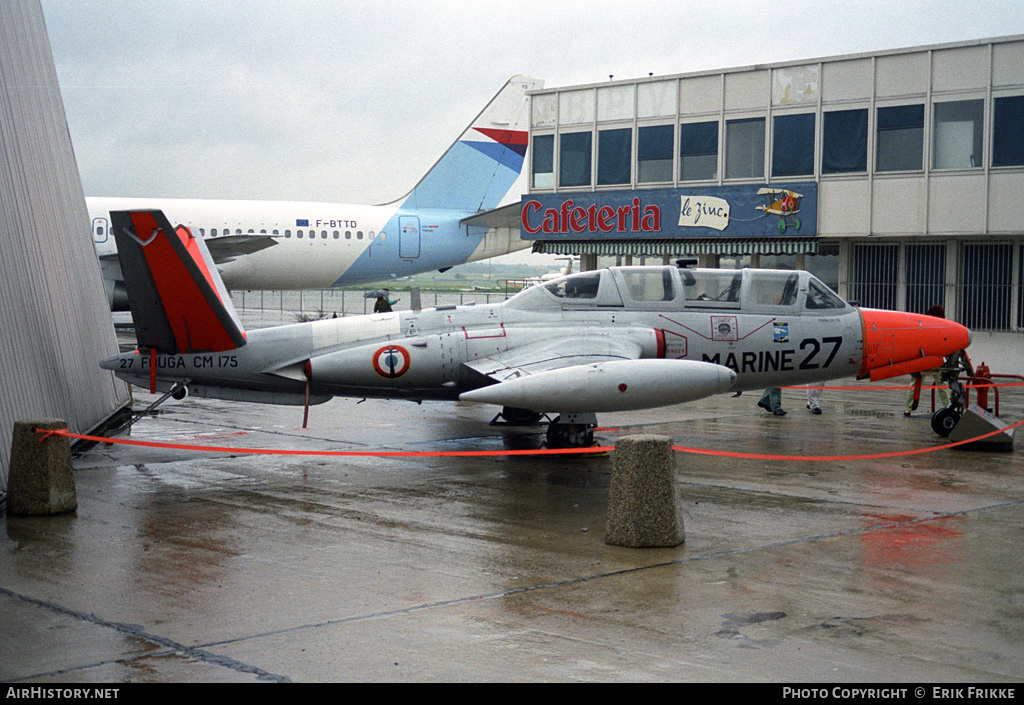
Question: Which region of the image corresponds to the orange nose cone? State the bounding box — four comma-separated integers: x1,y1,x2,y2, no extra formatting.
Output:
859,309,971,381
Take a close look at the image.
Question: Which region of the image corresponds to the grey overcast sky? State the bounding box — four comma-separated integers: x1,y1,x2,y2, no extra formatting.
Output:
41,0,1024,206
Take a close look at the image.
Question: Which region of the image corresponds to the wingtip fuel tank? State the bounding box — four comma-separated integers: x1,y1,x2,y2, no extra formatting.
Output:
459,359,737,413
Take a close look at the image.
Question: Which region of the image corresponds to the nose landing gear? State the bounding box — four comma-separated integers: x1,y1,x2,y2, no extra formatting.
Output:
930,350,972,437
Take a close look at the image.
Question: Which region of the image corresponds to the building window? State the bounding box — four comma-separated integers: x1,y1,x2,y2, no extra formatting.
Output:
772,113,815,177
597,127,631,185
1018,245,1024,330
597,85,633,122
822,109,867,174
679,121,718,181
905,243,946,315
532,134,554,188
933,100,984,169
559,131,592,187
992,95,1024,167
637,124,673,183
851,243,898,310
560,89,595,125
725,117,765,179
876,104,924,172
961,243,1012,331
804,250,840,292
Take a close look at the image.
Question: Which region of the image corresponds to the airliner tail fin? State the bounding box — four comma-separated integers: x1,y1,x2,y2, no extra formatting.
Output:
396,75,543,213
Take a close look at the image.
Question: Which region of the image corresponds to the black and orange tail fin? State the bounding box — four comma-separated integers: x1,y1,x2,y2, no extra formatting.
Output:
111,209,246,356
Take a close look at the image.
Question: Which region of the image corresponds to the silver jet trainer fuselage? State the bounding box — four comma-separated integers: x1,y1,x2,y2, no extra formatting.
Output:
101,210,971,448
106,266,869,405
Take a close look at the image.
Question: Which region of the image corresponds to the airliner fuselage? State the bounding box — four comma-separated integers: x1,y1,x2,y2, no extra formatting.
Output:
88,196,526,290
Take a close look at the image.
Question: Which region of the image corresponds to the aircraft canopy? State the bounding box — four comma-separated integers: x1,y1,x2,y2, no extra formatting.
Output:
505,266,850,314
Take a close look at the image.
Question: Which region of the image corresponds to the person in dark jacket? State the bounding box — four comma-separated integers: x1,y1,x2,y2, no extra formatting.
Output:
374,289,399,313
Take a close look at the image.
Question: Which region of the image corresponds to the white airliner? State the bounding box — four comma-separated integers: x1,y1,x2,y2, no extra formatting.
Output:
88,76,542,308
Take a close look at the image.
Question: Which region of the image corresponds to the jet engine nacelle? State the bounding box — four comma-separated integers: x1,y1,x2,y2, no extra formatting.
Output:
308,336,449,388
459,359,737,413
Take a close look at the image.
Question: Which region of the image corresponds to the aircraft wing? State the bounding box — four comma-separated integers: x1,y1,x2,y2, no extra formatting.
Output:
464,335,643,382
203,234,278,264
460,335,737,413
98,234,277,274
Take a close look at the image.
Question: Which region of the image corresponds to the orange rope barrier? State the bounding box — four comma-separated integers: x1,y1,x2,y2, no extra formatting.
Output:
672,415,1024,462
37,415,1023,463
784,381,1024,391
38,428,613,456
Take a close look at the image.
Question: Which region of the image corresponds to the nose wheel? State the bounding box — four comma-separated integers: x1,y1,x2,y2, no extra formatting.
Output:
931,350,973,437
931,407,961,437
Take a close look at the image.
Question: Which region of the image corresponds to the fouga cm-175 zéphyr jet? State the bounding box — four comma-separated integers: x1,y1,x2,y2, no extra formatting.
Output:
88,76,542,309
101,209,974,448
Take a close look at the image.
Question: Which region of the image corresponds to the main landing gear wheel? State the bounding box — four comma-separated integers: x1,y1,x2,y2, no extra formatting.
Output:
931,407,961,437
545,414,597,449
500,406,543,426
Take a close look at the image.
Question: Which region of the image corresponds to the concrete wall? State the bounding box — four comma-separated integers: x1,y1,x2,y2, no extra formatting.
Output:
0,0,129,492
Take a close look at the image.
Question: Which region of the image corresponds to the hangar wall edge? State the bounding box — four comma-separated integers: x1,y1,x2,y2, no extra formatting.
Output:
0,0,130,492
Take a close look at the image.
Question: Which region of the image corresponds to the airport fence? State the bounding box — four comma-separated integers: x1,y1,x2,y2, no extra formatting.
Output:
232,288,511,328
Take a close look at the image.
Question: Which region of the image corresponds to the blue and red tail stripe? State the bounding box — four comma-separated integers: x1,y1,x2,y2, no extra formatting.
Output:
472,128,529,158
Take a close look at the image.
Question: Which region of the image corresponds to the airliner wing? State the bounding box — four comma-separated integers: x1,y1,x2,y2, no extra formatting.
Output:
98,234,276,268
203,234,278,264
464,336,643,382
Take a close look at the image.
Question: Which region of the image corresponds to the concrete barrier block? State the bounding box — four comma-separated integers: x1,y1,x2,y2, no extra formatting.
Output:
7,419,77,515
605,434,684,548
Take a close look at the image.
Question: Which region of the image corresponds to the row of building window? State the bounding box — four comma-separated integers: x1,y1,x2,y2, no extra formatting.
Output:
849,241,1024,331
532,96,1024,189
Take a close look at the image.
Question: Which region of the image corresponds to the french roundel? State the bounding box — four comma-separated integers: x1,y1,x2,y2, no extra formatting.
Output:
372,345,411,379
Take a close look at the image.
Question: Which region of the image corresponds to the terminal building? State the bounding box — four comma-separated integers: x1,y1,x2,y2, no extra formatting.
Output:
520,35,1024,370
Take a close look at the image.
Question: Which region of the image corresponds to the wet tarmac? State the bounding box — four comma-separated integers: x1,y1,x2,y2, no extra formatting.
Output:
2,380,1023,683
